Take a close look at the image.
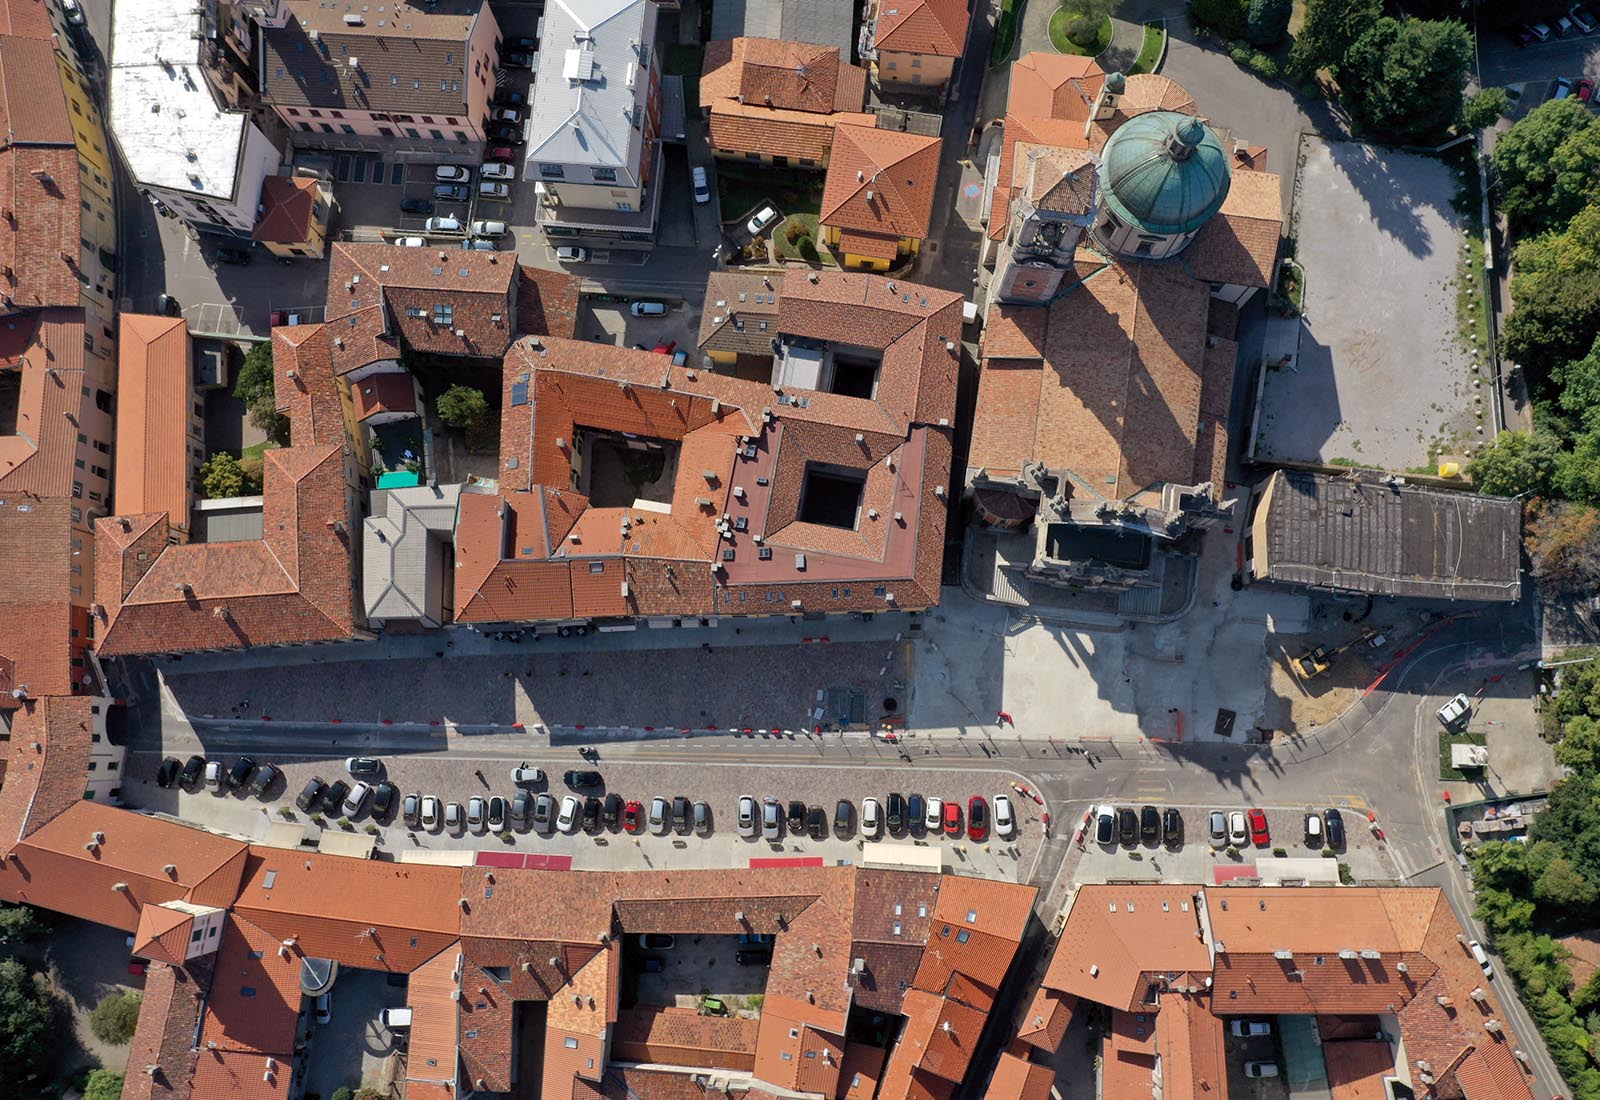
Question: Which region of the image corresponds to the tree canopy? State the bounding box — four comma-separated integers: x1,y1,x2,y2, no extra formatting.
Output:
1338,17,1473,144
89,989,142,1045
234,342,290,444
1467,429,1560,498
1244,0,1292,44
1503,205,1600,388
1287,0,1381,76
199,452,258,500
1492,98,1600,232
0,960,58,1092
1460,87,1507,131
436,384,491,428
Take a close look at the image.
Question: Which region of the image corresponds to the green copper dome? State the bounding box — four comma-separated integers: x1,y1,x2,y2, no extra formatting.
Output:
1099,111,1231,236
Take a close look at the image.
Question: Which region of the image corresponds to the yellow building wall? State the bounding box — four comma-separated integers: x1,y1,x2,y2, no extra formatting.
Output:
823,224,919,270
875,51,956,87
705,349,737,366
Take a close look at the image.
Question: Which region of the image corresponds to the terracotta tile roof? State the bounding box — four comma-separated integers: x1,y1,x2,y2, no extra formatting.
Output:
1005,52,1104,119
519,265,582,341
1118,74,1197,116
189,1050,291,1100
200,915,304,1055
325,242,516,374
839,1041,889,1100
1015,987,1074,1053
133,903,195,966
123,958,215,1100
0,497,93,705
114,315,194,523
1324,1040,1397,1100
261,0,490,116
0,311,89,495
231,847,463,973
912,877,1034,992
852,868,940,943
983,1051,1054,1100
252,176,320,245
0,0,55,39
1184,167,1282,289
821,126,940,242
699,271,784,358
872,0,970,57
1154,992,1225,1100
406,943,463,1095
351,371,417,421
986,113,1090,242
0,28,80,315
613,1006,759,1068
0,694,92,851
707,100,878,162
702,38,866,114
982,304,1049,362
601,1068,738,1100
1044,885,1212,1010
0,802,249,932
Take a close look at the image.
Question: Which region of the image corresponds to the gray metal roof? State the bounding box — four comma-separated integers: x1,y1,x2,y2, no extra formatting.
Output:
710,0,854,52
363,483,462,622
526,0,654,172
1256,470,1522,602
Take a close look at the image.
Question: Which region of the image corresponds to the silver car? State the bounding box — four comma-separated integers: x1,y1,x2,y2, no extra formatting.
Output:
738,795,758,838
420,796,441,831
534,792,555,833
557,795,581,834
1227,810,1249,847
467,796,486,833
1208,810,1228,849
649,797,670,836
762,797,782,840
444,801,463,832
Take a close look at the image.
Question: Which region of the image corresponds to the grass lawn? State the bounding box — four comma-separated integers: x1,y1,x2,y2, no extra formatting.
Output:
716,163,823,225
239,439,274,463
773,214,837,266
990,0,1022,67
1439,730,1488,781
1049,9,1111,55
1128,22,1165,74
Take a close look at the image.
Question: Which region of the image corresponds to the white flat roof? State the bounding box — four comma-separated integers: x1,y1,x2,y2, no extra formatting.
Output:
110,0,249,200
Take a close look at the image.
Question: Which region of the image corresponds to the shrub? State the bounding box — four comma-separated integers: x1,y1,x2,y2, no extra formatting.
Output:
90,990,142,1045
1272,846,1287,857
0,903,40,944
364,824,380,835
278,807,295,819
1322,847,1336,858
436,384,490,428
332,1089,355,1100
1244,0,1291,44
1338,862,1354,884
1191,0,1248,37
798,238,819,262
199,452,258,500
83,1070,125,1100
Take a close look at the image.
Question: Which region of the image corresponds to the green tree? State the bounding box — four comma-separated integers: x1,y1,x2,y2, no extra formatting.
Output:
1191,0,1248,36
1504,205,1600,386
89,989,142,1045
0,902,39,944
1244,0,1291,44
199,452,258,500
82,1069,125,1100
1286,0,1381,77
1466,429,1560,497
0,959,58,1091
1059,0,1120,40
1535,853,1600,912
233,341,290,444
436,384,491,428
1460,87,1508,131
1339,18,1473,144
1556,715,1600,772
1492,99,1600,231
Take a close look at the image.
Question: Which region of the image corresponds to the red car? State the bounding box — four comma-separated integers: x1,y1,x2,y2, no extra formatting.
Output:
1247,809,1270,847
1578,78,1595,104
967,796,988,841
622,799,643,834
943,800,961,837
651,340,677,355
485,145,517,162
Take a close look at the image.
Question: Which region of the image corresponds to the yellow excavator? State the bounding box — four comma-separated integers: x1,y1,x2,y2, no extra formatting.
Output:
1294,628,1378,680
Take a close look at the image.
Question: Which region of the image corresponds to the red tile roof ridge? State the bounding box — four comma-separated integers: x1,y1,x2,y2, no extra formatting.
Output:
0,695,95,851
820,126,941,240
873,0,970,57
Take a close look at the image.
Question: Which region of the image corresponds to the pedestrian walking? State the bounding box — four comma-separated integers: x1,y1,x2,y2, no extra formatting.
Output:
997,710,1014,727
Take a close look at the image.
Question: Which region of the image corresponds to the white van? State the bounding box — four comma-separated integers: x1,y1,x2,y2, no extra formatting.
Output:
630,300,668,317
381,1007,412,1029
1468,940,1494,978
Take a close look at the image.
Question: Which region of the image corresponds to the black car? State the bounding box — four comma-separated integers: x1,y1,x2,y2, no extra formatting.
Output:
564,770,603,790
157,293,181,317
372,782,398,820
603,793,622,830
488,796,507,831
1140,805,1160,844
582,796,602,833
786,800,806,835
400,198,434,215
672,796,691,834
503,34,536,50
886,793,906,836
1324,808,1346,850
296,776,327,812
433,183,470,202
834,800,854,838
501,50,534,69
179,755,207,791
345,757,382,778
735,948,772,966
156,757,182,788
907,794,926,835
806,807,827,840
1117,808,1138,846
248,763,281,797
214,246,252,266
485,122,524,143
225,757,256,790
1162,808,1183,848
494,89,527,107
402,792,422,829
321,780,350,815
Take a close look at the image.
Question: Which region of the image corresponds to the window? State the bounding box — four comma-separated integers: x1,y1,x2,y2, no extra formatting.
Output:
320,123,334,133
955,929,971,944
592,166,616,183
430,129,444,140
563,1038,579,1050
432,304,454,325
329,110,343,119
95,389,112,413
309,109,322,118
615,201,632,211
405,128,421,139
406,306,425,317
341,125,356,135
911,57,922,67
540,164,565,179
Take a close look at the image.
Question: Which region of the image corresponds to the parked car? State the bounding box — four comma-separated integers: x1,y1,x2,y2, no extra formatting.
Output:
343,782,373,817
157,293,181,317
1571,4,1599,33
564,770,603,789
993,794,1016,839
504,35,537,51
1208,810,1228,848
534,792,555,832
639,933,675,950
666,796,687,834
346,757,382,778
1243,1063,1280,1079
511,791,533,828
1437,693,1472,729
320,780,350,815
1230,1020,1271,1037
1162,807,1183,847
488,796,507,831
1506,25,1535,47
473,220,509,237
1324,808,1346,850
694,800,712,836
485,145,517,162
1554,76,1576,100
862,797,883,839
924,797,943,834
672,349,689,366
942,800,961,837
295,776,326,811
886,792,907,836
1248,808,1270,846
833,800,853,838
1118,807,1138,845
382,1007,413,1030
485,122,525,143
555,245,588,262
557,796,581,833
968,796,988,841
630,299,667,316
603,793,623,830
1528,21,1553,40
1140,805,1160,844
762,797,782,840
624,799,644,834
402,792,421,829
400,198,434,215
907,794,926,835
215,246,252,266
371,782,397,820
692,165,711,204
1469,939,1495,978
425,214,463,232
735,948,772,966
156,757,182,788
491,106,523,124
512,763,545,785
803,806,825,839
1578,77,1596,104
396,236,426,247
203,760,224,791
746,205,778,236
462,238,496,250
223,757,256,791
315,993,332,1024
735,795,757,838
1557,14,1577,35
1304,811,1324,847
434,164,471,182
61,0,85,25
501,50,534,69
481,161,516,181
494,88,527,106
1096,805,1116,846
649,797,669,835
420,795,440,830
582,796,602,833
1228,810,1249,847
248,763,281,797
651,339,676,356
444,801,463,831
432,184,469,202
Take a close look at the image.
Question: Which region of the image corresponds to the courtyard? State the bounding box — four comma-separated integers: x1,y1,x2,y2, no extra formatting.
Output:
1253,137,1481,472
